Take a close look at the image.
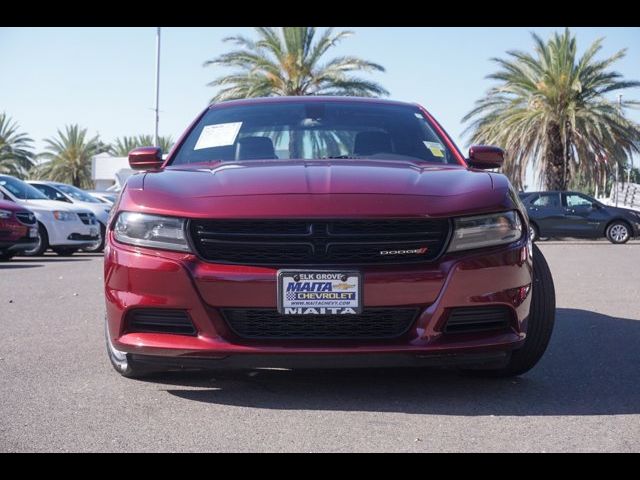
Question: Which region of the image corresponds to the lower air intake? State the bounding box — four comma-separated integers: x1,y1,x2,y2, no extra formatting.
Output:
444,306,512,334
222,308,418,340
126,309,196,336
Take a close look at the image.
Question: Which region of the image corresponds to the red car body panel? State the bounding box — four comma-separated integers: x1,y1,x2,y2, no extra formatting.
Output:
0,200,37,254
105,97,533,367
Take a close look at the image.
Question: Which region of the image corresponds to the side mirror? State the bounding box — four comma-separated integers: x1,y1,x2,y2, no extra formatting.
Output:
128,147,163,171
467,145,504,170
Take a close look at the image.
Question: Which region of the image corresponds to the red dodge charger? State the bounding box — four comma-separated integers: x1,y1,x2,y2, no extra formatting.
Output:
104,97,555,378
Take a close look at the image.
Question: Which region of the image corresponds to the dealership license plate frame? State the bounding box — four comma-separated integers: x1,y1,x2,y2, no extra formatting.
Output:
277,270,363,315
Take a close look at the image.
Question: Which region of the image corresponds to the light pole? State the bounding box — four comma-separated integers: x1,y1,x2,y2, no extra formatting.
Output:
615,94,622,207
154,27,161,148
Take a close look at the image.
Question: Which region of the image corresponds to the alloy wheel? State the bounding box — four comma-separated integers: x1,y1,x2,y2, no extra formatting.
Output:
610,224,629,243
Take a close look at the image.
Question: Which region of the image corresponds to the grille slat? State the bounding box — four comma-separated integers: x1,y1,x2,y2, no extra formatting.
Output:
77,212,95,225
15,212,36,225
190,219,450,266
222,308,418,340
444,306,512,334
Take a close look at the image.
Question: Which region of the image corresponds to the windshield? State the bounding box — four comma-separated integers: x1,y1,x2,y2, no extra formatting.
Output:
170,101,458,165
0,175,49,200
55,184,100,203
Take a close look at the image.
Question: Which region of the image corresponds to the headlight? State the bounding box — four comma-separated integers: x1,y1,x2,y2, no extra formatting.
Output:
113,212,190,252
0,209,13,219
448,211,523,252
53,211,76,221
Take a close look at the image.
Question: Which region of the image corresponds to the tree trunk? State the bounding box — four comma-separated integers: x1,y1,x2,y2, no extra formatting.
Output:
288,130,304,159
544,123,571,190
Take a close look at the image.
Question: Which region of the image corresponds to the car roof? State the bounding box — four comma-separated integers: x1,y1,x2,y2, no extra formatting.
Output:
29,181,68,188
208,95,418,109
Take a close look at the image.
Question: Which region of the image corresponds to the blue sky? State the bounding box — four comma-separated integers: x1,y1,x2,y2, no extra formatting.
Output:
1,27,639,188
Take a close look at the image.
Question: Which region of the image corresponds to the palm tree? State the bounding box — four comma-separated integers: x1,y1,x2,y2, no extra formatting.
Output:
135,135,174,154
0,113,35,178
109,135,174,156
463,28,640,191
32,125,103,188
204,27,388,102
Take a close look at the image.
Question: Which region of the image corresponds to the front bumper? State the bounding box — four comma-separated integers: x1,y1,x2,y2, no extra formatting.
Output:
0,237,39,253
46,219,99,247
105,230,533,366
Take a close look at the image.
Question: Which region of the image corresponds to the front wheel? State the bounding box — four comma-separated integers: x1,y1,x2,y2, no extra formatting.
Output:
463,243,556,377
22,223,49,256
82,223,106,253
529,223,539,242
105,316,158,378
606,221,631,244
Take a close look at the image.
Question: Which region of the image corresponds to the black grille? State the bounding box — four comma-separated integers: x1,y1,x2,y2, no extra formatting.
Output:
15,212,36,225
189,219,450,266
222,308,418,340
77,212,95,225
444,306,512,334
126,309,196,336
67,233,99,241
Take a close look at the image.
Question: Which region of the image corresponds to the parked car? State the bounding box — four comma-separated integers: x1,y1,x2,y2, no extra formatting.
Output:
520,190,640,243
86,191,118,206
0,200,39,261
0,175,100,256
104,96,555,379
28,181,111,252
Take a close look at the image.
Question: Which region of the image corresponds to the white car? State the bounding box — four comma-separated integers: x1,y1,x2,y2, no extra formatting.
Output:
0,175,100,256
28,181,112,252
86,191,119,206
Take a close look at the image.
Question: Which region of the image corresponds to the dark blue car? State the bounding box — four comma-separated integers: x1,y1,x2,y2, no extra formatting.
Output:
519,191,640,244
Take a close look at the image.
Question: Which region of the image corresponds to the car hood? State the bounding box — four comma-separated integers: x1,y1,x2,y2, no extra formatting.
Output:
18,199,89,214
72,201,111,221
0,199,31,213
609,205,640,216
147,160,493,197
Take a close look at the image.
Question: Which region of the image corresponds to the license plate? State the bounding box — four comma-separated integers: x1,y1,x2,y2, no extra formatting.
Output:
29,227,38,238
277,270,362,315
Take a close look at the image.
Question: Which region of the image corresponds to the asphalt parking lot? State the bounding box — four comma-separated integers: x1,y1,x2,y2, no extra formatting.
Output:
1,241,639,452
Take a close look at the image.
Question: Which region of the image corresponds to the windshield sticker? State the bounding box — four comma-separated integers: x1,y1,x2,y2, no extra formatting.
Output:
424,141,445,158
194,122,243,150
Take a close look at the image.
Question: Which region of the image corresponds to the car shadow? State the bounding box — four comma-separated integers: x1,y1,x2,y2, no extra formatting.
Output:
0,263,43,269
150,308,640,416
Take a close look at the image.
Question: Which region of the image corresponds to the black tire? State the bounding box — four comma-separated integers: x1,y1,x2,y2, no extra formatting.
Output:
82,223,106,253
22,222,49,256
463,243,556,377
606,221,631,244
52,247,78,256
0,251,16,261
529,222,539,242
105,316,158,378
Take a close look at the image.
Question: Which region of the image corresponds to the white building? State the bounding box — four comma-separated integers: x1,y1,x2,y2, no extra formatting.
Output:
91,153,134,191
91,153,169,191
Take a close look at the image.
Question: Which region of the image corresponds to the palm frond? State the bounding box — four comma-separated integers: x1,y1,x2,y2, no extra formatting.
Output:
463,28,640,191
204,27,387,102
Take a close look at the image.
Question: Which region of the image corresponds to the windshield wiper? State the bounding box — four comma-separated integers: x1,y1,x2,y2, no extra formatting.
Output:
320,155,361,159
